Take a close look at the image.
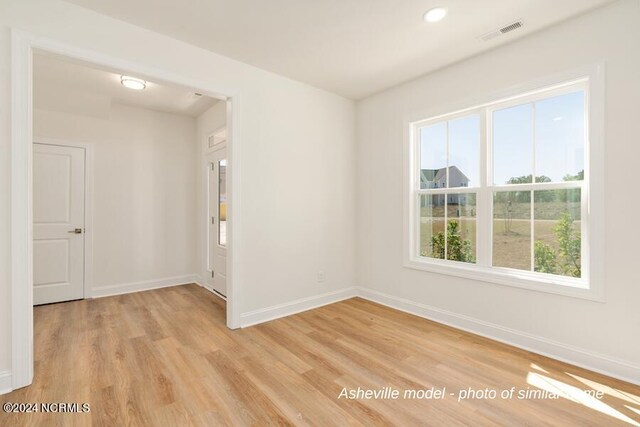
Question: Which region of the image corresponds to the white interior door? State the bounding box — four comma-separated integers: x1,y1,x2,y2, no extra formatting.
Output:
207,147,227,297
33,143,86,305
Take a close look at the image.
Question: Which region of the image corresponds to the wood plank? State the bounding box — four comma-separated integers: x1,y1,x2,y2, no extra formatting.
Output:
1,285,638,426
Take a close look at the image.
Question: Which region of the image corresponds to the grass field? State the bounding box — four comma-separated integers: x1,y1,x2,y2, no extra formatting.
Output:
418,192,581,276
422,201,581,221
419,215,581,275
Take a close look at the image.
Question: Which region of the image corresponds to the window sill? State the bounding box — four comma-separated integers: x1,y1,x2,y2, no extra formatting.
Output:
404,257,604,302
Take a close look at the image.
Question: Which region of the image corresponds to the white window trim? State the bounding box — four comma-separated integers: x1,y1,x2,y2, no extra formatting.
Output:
403,64,605,302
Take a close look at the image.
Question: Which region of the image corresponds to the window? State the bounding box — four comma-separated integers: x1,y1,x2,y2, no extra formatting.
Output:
407,77,600,297
419,115,480,264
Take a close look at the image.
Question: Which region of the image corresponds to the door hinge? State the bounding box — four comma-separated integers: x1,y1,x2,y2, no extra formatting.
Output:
211,270,215,278
211,216,215,224
211,163,215,171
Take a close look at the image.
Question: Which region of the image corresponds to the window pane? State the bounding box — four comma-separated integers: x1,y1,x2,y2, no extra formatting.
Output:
493,191,531,270
420,122,447,189
493,104,533,185
446,193,476,263
535,91,585,183
534,189,581,277
218,159,227,246
449,115,480,188
420,195,445,259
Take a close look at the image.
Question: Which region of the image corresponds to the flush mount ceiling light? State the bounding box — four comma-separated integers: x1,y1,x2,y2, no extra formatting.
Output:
120,76,146,90
424,7,448,23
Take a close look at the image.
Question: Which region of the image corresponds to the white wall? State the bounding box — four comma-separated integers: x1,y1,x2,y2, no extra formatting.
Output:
196,102,227,137
0,0,356,375
33,104,198,295
10,0,635,390
356,0,640,380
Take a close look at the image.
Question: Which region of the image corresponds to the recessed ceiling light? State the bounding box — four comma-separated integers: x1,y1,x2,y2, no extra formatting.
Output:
424,7,448,23
553,116,563,121
121,76,146,90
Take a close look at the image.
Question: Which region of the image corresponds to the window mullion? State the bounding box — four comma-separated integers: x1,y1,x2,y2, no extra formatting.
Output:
478,108,490,267
417,187,479,195
530,102,536,272
492,181,584,192
530,190,535,272
414,126,421,259
444,120,449,260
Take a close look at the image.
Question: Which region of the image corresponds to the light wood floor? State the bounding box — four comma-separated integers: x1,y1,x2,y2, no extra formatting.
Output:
1,284,639,426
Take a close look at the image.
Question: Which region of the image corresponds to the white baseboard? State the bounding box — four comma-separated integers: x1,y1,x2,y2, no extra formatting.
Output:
356,287,640,386
91,274,197,298
0,371,12,395
240,287,358,328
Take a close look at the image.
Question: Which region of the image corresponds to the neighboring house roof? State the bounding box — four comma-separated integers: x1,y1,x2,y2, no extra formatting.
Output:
421,166,470,185
421,169,438,182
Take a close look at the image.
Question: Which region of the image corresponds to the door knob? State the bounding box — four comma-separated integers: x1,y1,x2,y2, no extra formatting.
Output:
68,228,83,234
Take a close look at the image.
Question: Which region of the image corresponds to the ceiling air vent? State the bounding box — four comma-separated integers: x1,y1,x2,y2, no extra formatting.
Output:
500,21,523,34
479,20,524,42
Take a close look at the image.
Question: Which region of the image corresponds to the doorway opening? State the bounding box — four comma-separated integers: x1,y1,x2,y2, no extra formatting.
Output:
32,51,230,307
10,31,241,391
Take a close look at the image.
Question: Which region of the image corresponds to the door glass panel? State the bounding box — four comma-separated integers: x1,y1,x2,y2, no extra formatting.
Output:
218,159,227,246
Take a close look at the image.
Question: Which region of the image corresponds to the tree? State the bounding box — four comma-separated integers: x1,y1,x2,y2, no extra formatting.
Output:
499,197,514,234
556,172,583,202
554,213,581,277
534,241,557,274
426,221,474,263
506,175,554,202
562,170,584,182
497,174,557,236
507,174,552,184
533,212,581,278
430,230,445,260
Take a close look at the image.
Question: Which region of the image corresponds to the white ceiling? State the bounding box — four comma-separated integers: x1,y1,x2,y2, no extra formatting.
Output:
33,52,219,117
64,0,614,99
